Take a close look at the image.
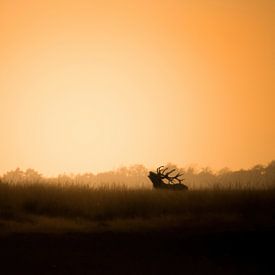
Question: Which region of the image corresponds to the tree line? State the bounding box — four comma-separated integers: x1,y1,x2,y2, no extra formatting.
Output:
1,161,275,189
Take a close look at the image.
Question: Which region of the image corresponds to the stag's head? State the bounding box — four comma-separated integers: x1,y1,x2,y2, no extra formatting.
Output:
148,170,159,183
148,165,187,188
148,166,165,182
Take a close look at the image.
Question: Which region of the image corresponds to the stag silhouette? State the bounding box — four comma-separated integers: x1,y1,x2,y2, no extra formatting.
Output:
148,166,188,190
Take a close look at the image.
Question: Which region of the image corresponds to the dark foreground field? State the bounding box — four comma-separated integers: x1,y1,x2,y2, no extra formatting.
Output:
1,227,275,275
0,183,275,274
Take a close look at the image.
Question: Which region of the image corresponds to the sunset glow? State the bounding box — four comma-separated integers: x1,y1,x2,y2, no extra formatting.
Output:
0,0,274,175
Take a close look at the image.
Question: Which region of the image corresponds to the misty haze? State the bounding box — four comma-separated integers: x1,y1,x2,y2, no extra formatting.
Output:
0,0,274,274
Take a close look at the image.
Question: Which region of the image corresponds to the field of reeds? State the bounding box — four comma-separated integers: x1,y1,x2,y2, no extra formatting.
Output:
0,180,274,234
1,164,275,275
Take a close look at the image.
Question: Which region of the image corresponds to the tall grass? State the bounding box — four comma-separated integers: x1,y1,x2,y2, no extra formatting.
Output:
1,181,274,225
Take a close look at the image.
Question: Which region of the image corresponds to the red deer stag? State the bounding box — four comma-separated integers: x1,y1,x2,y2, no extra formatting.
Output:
148,166,188,190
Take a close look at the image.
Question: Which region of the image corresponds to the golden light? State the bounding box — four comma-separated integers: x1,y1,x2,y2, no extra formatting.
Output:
0,0,274,175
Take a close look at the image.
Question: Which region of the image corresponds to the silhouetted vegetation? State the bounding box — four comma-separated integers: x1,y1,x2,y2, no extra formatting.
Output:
1,161,275,189
0,161,274,234
0,182,274,232
1,162,275,275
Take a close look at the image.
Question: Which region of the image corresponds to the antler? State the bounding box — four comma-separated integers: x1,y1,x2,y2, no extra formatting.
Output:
156,166,184,184
156,166,165,174
170,172,185,184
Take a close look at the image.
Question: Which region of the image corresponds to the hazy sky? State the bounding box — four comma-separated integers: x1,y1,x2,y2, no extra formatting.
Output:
0,0,274,175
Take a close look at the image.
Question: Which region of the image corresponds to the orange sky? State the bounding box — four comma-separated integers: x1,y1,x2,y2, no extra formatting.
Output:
0,0,274,175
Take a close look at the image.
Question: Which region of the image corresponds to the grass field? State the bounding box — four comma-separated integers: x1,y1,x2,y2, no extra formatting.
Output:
0,181,274,234
1,181,275,274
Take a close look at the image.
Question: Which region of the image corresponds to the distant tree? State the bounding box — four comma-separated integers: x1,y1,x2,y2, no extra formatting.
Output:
264,160,275,185
25,168,43,183
266,160,275,172
217,167,231,176
2,168,25,183
128,165,148,177
2,168,43,184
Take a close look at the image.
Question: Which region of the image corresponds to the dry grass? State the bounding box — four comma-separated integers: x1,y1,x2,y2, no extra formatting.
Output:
0,181,275,234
